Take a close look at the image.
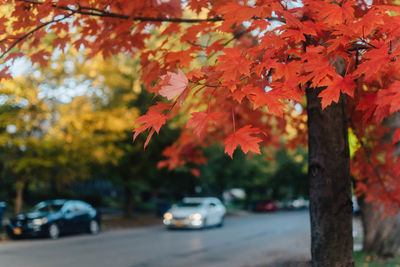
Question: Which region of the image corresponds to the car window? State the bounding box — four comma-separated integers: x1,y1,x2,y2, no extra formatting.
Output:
75,201,90,212
62,201,76,213
31,202,63,213
176,202,202,208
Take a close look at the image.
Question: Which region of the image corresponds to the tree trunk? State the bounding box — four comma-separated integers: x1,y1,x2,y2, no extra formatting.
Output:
123,186,133,218
358,112,400,257
306,87,354,266
14,179,24,215
359,195,400,257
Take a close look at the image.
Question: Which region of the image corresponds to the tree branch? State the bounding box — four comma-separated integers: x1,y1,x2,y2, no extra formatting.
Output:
16,0,286,24
16,0,223,23
0,12,74,59
191,80,220,88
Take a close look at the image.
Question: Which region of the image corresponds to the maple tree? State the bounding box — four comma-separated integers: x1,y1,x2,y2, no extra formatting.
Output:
1,0,400,265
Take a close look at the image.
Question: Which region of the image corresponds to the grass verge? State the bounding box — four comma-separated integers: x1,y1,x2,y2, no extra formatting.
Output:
355,251,400,266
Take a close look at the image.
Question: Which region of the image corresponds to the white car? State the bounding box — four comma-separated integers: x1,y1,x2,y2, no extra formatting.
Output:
163,197,226,229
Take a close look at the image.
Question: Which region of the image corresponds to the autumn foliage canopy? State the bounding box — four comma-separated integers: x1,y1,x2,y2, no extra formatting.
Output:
1,0,400,206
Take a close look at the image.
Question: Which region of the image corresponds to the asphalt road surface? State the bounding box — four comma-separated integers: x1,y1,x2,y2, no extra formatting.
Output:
0,210,310,267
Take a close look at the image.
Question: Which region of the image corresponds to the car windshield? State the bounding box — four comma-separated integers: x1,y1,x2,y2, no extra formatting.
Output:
31,202,63,213
176,202,203,208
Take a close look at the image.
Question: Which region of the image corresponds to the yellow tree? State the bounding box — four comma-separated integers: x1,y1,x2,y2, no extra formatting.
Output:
0,48,141,213
0,74,51,214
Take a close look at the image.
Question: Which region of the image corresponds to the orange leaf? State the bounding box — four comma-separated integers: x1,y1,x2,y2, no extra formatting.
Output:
319,75,356,109
376,81,400,115
133,102,171,146
187,111,223,136
164,50,193,68
216,48,252,82
190,168,200,177
393,128,400,144
223,125,262,158
319,85,340,109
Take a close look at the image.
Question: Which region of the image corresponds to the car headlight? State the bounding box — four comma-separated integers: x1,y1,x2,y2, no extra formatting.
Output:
163,212,173,220
32,218,48,225
189,213,202,221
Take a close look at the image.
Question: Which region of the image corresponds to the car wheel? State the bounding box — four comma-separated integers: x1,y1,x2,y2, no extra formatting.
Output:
217,217,224,228
48,223,60,240
89,220,100,235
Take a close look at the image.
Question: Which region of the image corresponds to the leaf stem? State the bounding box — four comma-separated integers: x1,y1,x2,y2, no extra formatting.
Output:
231,106,236,132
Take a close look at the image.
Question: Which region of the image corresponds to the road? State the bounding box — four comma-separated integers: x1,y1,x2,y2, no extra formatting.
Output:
0,210,310,267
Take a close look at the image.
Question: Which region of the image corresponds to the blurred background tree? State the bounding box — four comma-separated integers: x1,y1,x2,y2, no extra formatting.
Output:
0,75,51,214
199,145,308,210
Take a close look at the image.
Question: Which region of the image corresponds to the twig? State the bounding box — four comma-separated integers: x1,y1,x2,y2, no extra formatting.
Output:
190,80,220,88
231,106,236,132
0,12,74,59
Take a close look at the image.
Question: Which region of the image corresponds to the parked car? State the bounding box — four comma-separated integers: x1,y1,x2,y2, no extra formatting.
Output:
288,197,309,209
6,199,101,240
163,197,226,229
254,200,278,212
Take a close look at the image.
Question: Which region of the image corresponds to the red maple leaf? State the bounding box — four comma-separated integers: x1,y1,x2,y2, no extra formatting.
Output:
133,102,171,147
158,69,188,100
164,50,193,68
187,111,223,137
216,48,252,82
190,168,200,177
223,125,262,158
0,67,12,81
393,128,400,144
240,85,285,116
323,1,355,26
376,81,400,115
30,50,51,66
319,75,356,109
187,0,208,14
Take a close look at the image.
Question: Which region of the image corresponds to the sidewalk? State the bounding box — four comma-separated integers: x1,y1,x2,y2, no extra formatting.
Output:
353,215,363,251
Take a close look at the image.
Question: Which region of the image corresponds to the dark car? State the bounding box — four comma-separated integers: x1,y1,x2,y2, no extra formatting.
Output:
6,199,101,240
254,200,278,212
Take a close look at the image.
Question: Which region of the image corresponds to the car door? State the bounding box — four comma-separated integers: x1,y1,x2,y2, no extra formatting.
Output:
73,201,91,232
61,201,77,233
206,202,219,225
214,200,226,222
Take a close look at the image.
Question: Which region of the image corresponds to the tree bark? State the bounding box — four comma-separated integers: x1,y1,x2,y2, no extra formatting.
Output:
306,87,354,266
14,179,24,215
123,186,133,218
